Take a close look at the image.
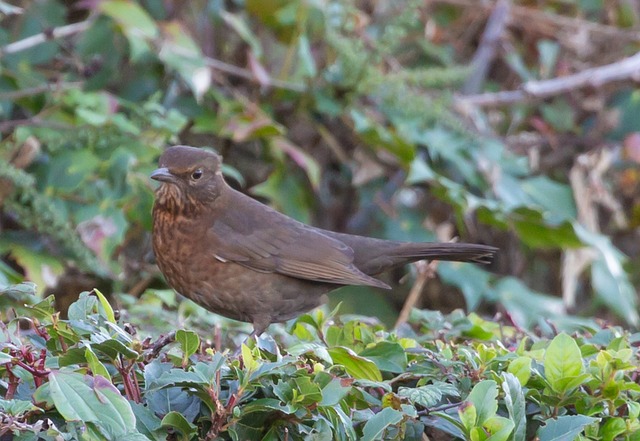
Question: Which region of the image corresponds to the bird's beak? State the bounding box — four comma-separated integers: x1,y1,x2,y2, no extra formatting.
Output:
150,167,176,183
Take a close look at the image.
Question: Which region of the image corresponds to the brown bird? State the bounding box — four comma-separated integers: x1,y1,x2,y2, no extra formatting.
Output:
151,146,497,338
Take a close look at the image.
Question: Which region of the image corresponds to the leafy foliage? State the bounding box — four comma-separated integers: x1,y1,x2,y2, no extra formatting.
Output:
1,285,639,440
2,1,640,438
0,0,639,327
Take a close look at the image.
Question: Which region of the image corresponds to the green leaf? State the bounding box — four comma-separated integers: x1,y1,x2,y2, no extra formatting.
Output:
100,0,157,39
601,417,627,441
398,385,442,408
297,34,317,77
251,165,313,223
544,333,584,394
512,210,580,248
241,398,297,415
438,262,492,311
466,380,498,426
158,22,210,100
100,0,156,59
502,373,526,441
270,136,321,190
361,407,403,441
0,398,41,416
147,369,209,391
94,289,116,323
176,329,200,361
328,346,382,382
551,373,592,395
458,402,477,432
130,402,163,441
484,415,515,441
291,376,323,406
220,11,263,57
0,352,12,365
495,277,565,328
318,377,351,407
407,157,436,184
541,98,576,133
84,347,112,381
48,370,138,439
520,176,576,220
575,224,639,326
161,411,197,441
537,415,599,441
359,341,407,373
591,256,639,326
241,343,258,371
507,356,532,386
93,339,139,361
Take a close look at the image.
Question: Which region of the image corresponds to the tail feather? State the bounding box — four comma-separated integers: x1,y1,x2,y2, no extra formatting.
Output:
392,242,498,264
353,241,498,275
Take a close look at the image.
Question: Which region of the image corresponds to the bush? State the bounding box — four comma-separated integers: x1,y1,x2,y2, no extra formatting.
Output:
1,284,638,440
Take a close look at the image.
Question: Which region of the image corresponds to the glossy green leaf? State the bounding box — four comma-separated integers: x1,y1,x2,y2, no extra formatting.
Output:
94,339,139,361
359,341,407,373
161,411,197,441
176,329,200,360
48,371,138,439
85,346,111,381
94,289,116,323
328,346,382,382
484,415,515,441
544,333,584,394
537,415,599,441
466,380,498,425
507,356,532,386
502,373,526,441
398,385,442,408
361,407,403,441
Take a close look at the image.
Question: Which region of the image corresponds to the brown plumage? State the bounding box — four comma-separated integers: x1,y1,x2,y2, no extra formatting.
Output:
151,146,497,337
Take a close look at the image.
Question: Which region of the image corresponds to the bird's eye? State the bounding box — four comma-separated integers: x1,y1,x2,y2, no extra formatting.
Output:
191,169,203,180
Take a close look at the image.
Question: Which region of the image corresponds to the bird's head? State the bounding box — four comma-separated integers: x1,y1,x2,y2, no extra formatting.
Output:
151,145,225,212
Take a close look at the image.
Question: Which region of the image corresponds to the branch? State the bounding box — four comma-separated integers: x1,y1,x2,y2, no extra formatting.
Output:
0,21,92,57
461,0,511,95
456,50,640,107
427,0,640,43
0,16,305,93
0,82,83,101
394,260,438,330
167,45,306,92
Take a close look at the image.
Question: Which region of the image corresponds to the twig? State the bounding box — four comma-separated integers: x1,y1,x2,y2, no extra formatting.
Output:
0,21,92,57
456,50,640,107
0,17,304,93
204,54,305,92
461,0,511,95
427,0,640,43
418,401,462,416
0,82,83,101
394,260,438,329
170,45,306,92
146,331,176,360
127,275,154,298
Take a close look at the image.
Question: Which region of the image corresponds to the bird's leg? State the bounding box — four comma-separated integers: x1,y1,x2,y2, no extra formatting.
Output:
235,321,269,357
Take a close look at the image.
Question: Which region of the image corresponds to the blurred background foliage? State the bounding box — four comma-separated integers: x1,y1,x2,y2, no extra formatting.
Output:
1,0,639,335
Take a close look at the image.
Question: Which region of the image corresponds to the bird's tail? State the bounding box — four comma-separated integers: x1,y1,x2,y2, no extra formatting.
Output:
391,242,498,264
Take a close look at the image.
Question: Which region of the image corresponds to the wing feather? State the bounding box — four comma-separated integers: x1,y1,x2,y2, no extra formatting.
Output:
206,192,389,289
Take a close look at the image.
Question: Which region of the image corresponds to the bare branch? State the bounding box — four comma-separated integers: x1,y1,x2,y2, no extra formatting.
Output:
0,21,92,57
462,0,511,95
457,51,640,107
0,82,83,101
394,260,438,330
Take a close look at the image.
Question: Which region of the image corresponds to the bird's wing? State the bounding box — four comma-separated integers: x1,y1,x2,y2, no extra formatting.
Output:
205,200,390,289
